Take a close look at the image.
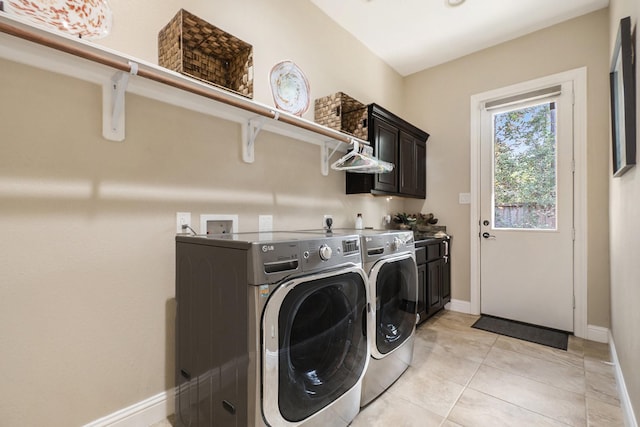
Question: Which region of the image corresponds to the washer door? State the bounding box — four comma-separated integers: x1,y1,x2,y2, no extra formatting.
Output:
262,267,369,425
369,254,418,358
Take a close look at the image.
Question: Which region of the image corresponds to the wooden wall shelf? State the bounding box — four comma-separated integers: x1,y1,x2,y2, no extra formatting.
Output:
0,14,364,175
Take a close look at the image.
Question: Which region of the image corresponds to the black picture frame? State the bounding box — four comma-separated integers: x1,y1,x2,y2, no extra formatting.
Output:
609,16,636,177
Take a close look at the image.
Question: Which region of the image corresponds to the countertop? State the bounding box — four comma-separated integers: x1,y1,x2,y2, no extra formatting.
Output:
413,232,451,247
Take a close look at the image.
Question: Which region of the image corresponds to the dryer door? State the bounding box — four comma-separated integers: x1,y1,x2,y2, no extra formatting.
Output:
262,267,369,425
369,254,418,358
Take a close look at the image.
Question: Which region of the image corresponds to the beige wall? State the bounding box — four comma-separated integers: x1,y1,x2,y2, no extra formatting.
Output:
1,2,628,426
402,10,611,328
0,1,405,425
97,0,405,116
608,0,640,423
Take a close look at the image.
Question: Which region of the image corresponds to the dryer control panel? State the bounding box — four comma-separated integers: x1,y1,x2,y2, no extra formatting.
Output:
362,230,415,263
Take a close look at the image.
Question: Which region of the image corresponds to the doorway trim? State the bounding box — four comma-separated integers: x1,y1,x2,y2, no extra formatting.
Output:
469,67,587,339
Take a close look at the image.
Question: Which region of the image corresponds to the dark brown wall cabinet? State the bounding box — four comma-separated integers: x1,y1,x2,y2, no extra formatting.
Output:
416,237,451,324
346,104,430,199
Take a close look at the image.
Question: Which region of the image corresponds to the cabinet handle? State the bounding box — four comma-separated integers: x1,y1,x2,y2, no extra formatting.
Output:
443,240,449,256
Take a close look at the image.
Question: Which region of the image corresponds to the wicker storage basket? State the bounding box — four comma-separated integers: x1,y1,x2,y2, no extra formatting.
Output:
158,9,253,98
314,92,368,140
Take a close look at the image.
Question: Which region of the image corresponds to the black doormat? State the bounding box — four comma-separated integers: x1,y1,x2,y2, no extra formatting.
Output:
471,315,569,350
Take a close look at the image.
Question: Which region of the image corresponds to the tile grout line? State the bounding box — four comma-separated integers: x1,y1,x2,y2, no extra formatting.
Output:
438,324,499,426
469,330,579,426
450,325,584,427
472,328,598,426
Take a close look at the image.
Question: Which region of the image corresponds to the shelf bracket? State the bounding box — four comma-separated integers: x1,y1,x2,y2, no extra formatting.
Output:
321,140,347,176
242,117,266,163
102,61,138,142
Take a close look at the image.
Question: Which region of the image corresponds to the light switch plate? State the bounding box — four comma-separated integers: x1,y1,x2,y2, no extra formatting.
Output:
259,215,273,232
459,193,471,204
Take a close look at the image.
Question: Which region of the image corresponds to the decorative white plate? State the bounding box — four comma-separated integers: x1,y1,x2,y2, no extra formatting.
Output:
3,0,112,40
269,60,310,116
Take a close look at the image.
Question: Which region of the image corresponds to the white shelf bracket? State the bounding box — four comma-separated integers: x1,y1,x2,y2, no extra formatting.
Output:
102,61,138,141
242,117,266,163
321,140,347,176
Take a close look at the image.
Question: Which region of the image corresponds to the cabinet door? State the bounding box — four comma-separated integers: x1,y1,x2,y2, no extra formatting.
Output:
417,263,427,324
415,138,426,198
442,258,451,302
426,259,443,316
373,118,398,193
399,132,426,198
399,132,416,195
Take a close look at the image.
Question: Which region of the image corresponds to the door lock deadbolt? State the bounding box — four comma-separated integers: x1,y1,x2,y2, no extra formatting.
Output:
483,220,490,226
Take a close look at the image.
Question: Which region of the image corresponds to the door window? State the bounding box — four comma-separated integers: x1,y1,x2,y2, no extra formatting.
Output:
492,101,558,230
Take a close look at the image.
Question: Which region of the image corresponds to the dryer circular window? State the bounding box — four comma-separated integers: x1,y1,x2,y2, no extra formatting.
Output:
373,255,418,355
360,230,418,407
262,268,369,425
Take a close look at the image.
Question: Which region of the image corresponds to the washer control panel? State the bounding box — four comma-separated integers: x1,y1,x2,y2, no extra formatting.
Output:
250,234,361,283
318,244,333,261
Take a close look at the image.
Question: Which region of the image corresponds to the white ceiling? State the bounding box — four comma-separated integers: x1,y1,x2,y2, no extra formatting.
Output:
310,0,609,76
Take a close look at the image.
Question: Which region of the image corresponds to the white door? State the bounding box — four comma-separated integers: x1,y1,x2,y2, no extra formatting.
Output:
480,82,574,332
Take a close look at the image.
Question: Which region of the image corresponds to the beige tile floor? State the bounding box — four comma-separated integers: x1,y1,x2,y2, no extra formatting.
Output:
152,310,624,427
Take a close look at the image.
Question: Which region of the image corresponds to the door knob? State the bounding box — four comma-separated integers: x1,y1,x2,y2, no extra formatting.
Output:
482,232,496,239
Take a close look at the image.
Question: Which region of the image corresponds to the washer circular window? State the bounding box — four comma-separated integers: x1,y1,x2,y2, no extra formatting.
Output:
272,273,367,422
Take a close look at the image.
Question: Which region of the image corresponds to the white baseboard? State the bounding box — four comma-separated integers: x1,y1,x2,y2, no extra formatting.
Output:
587,324,609,343
609,332,638,427
83,389,174,427
79,322,625,427
446,299,471,314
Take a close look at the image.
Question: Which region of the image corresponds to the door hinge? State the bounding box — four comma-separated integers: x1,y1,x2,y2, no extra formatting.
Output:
571,159,576,173
572,228,576,241
573,295,576,309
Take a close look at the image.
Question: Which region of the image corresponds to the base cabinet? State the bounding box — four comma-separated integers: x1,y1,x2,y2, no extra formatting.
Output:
417,263,427,323
426,259,444,316
416,237,451,324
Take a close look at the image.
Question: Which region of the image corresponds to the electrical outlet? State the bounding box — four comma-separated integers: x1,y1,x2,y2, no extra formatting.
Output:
323,214,333,229
176,212,191,233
